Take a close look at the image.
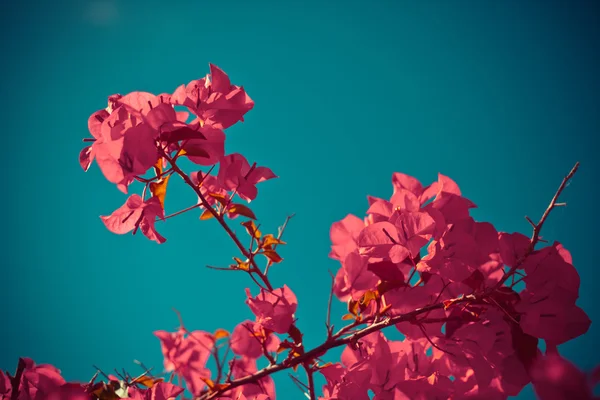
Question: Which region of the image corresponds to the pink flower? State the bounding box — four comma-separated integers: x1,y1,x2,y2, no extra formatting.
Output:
531,354,594,400
217,153,277,202
246,285,297,334
10,358,66,400
101,195,166,243
171,64,254,129
127,381,185,400
329,214,366,261
228,356,276,400
230,320,281,359
81,97,161,193
154,328,214,396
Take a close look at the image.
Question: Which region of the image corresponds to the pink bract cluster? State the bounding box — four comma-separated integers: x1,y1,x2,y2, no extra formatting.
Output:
152,285,297,398
323,172,595,399
79,64,276,243
0,358,185,399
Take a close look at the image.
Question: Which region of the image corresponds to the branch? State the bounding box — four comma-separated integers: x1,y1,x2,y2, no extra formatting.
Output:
492,161,579,290
10,358,26,400
197,294,473,399
325,270,336,337
162,149,273,291
195,162,581,400
163,203,202,220
304,364,316,400
265,213,295,275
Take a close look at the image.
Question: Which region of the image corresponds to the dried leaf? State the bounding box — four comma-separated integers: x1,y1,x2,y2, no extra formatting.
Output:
277,341,293,354
131,375,163,388
348,299,360,316
359,290,379,306
228,203,257,220
213,328,230,340
200,208,214,220
261,249,283,263
288,324,303,346
261,234,286,248
209,192,229,206
232,257,250,271
149,174,171,209
201,377,215,390
153,157,164,175
241,220,262,239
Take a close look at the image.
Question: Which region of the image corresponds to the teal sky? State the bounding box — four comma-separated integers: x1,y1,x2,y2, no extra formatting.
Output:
1,1,599,399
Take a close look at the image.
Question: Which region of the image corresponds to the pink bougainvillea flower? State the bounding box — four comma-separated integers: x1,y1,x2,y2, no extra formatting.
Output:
81,95,162,193
230,320,280,359
127,381,185,400
391,172,424,199
357,221,410,263
227,356,275,400
182,123,226,166
44,383,90,400
341,332,407,394
498,231,531,268
154,328,214,396
513,241,590,345
0,370,10,397
531,354,594,400
12,358,67,400
417,217,499,283
246,285,297,334
79,108,111,172
329,214,366,261
217,153,277,202
426,173,477,224
101,195,166,243
190,171,228,207
215,394,270,400
521,242,581,304
318,361,372,400
358,208,436,263
340,251,378,300
170,64,254,129
517,291,591,345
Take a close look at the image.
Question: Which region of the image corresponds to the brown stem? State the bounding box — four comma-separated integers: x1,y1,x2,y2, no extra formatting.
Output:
162,149,273,291
304,364,316,400
162,203,202,220
10,358,26,400
492,161,579,291
265,213,295,275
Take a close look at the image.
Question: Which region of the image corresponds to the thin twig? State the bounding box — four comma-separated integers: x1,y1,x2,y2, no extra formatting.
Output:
304,365,316,400
419,325,454,356
163,203,202,220
492,162,579,290
162,149,273,291
326,270,336,337
265,213,295,275
10,358,26,400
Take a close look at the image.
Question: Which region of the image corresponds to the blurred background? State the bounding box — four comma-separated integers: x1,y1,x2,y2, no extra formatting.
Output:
0,0,598,398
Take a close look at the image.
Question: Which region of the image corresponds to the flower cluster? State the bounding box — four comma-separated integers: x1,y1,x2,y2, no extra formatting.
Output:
80,64,276,243
3,65,596,400
323,171,593,399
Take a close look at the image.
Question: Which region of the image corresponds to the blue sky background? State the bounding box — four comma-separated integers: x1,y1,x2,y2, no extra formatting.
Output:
1,1,598,399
